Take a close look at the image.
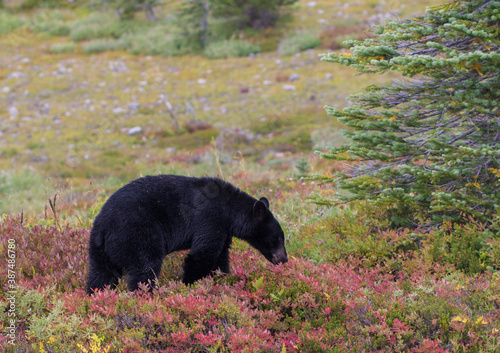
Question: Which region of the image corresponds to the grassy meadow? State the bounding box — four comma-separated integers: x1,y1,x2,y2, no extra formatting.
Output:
1,0,500,351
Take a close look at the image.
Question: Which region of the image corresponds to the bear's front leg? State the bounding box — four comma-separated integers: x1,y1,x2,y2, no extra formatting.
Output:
183,253,216,284
183,231,229,284
213,246,230,274
183,246,230,284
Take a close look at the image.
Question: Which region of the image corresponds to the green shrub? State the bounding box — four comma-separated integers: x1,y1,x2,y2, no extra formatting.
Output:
69,25,98,42
82,39,126,54
428,219,500,274
99,19,145,38
28,12,70,37
69,13,124,42
125,26,194,57
278,32,321,56
50,42,75,54
0,11,24,35
48,23,71,37
204,40,260,59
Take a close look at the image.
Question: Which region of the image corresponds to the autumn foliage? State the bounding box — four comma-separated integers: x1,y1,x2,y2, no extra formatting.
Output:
1,216,499,352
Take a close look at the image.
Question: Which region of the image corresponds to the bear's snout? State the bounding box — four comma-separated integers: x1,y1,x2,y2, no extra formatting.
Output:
271,247,288,265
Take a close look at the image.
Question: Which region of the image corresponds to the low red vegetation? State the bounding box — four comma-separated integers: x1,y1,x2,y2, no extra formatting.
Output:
0,216,499,352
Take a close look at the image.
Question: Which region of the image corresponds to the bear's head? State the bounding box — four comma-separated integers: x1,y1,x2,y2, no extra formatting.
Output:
247,197,288,265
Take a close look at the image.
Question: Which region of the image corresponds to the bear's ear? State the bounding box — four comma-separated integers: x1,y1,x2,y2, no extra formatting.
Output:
259,197,269,208
253,200,269,222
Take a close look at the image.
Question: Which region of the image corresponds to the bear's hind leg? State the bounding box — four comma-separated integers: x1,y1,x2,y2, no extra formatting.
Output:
86,263,122,294
126,260,162,291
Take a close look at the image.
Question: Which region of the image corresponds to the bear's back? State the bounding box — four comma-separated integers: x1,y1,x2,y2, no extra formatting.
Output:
96,175,249,227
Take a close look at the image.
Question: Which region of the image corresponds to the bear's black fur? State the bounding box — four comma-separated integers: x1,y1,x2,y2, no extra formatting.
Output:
86,175,288,293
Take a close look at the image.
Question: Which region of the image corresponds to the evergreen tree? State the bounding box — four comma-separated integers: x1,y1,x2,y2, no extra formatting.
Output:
209,0,297,29
178,0,210,48
114,0,162,19
313,0,500,228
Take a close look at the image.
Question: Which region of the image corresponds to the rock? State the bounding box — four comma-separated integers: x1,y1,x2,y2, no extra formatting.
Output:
9,106,18,119
2,87,11,93
325,73,333,79
289,73,300,82
129,102,140,109
7,72,24,79
42,103,50,114
57,65,68,74
31,156,48,163
282,84,296,91
197,78,207,85
166,147,177,153
108,61,128,73
127,126,142,136
307,1,316,7
113,107,126,114
263,80,273,85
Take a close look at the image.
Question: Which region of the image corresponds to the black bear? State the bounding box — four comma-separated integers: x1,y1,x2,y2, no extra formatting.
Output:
86,175,288,293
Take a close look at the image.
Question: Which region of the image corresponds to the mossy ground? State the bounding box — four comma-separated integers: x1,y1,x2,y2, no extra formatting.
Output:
0,0,425,217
